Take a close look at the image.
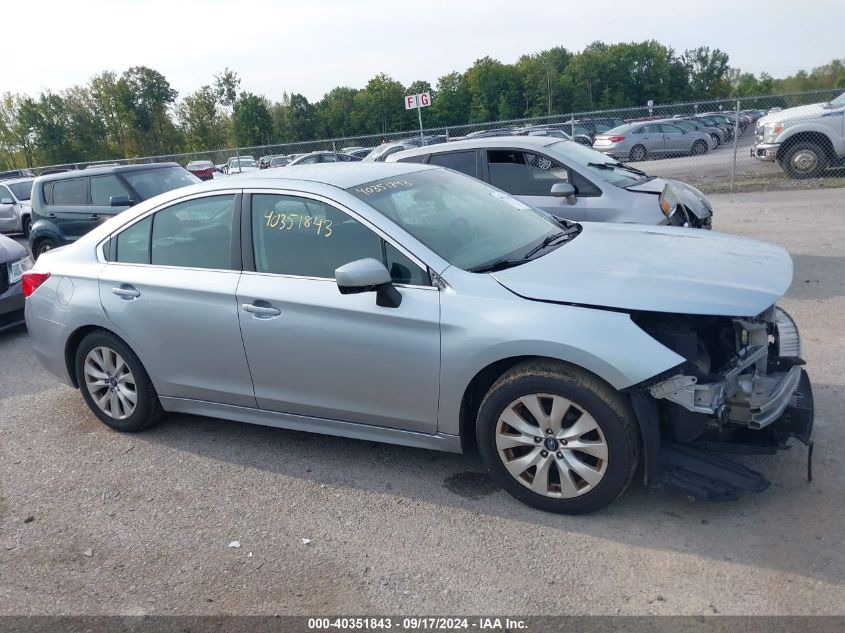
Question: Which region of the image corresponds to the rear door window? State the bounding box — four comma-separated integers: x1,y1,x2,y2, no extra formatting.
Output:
428,151,478,177
487,150,570,196
51,178,88,205
150,195,235,270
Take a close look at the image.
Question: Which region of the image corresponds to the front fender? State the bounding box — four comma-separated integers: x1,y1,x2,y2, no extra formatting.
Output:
436,277,685,435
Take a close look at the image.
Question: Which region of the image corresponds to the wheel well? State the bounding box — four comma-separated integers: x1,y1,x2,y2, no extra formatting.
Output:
777,132,837,162
458,355,625,452
64,326,111,388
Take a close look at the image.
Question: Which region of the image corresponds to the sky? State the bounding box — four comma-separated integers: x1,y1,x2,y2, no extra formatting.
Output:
3,0,842,103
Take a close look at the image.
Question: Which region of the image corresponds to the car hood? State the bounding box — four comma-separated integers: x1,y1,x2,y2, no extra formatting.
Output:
624,178,712,220
490,222,792,317
758,102,843,126
0,234,27,262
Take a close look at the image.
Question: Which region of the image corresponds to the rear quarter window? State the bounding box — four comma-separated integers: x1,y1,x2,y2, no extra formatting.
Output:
50,178,88,205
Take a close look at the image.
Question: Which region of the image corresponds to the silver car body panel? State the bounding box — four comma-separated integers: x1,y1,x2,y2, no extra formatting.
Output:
25,163,796,453
490,222,792,317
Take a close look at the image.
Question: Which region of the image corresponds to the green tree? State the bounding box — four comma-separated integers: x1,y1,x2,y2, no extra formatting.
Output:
350,74,407,134
465,57,523,122
0,94,38,167
313,86,359,138
429,72,471,127
178,85,230,151
234,92,273,146
682,47,731,99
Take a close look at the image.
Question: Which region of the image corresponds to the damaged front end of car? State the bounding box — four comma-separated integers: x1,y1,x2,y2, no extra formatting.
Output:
629,306,814,501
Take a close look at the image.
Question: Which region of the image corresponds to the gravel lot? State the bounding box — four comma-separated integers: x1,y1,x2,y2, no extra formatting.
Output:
1,188,844,616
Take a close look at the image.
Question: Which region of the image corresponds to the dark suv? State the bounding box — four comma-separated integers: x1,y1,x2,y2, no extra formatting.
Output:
29,163,199,258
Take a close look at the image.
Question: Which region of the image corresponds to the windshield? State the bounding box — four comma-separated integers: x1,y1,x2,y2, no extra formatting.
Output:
123,167,200,200
8,180,33,201
231,159,257,167
546,141,647,186
347,169,565,270
830,92,845,106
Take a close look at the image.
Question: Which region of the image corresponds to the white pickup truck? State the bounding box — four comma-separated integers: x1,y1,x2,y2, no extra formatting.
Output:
752,92,845,178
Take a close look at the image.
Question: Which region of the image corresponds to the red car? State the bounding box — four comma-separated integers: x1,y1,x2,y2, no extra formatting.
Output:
185,160,217,181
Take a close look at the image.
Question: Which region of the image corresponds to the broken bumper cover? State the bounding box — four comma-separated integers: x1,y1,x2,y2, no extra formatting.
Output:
656,370,814,501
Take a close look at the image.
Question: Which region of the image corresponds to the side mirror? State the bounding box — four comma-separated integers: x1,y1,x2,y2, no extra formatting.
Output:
335,258,401,308
0,198,13,206
550,182,576,205
109,195,135,207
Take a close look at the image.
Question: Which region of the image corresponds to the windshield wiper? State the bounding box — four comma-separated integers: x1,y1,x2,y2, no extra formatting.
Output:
587,161,648,176
523,228,581,259
469,228,580,273
468,258,531,273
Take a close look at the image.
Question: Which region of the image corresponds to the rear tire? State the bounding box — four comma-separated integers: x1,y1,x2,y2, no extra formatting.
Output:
476,361,639,514
781,141,828,179
33,237,57,259
75,330,164,432
710,133,720,146
691,139,708,155
629,145,647,161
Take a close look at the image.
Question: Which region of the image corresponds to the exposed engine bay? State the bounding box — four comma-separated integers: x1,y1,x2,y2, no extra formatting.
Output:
630,306,814,500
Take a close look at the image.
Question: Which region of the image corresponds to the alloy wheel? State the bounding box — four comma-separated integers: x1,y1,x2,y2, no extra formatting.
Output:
84,346,137,420
791,149,818,174
495,393,608,498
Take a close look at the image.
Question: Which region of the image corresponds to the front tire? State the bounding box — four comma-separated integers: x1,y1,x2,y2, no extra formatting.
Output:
782,141,828,179
21,216,31,238
476,361,639,514
75,330,164,432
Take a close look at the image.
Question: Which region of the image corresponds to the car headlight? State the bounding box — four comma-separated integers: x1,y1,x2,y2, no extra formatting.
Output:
764,123,784,142
8,255,32,285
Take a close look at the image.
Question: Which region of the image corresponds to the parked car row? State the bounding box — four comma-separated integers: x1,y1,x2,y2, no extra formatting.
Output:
21,159,813,515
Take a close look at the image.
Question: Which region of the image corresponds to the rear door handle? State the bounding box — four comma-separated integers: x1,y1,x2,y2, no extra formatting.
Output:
241,303,281,317
89,214,100,220
112,285,141,299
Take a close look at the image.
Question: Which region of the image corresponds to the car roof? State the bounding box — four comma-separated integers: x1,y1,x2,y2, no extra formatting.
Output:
34,162,182,182
0,176,34,185
196,162,435,191
388,135,562,160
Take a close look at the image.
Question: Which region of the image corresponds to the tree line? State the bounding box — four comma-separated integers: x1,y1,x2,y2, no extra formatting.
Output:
1,41,843,169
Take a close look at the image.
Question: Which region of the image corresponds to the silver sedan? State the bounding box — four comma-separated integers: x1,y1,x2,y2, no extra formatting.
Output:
24,163,813,514
593,122,712,161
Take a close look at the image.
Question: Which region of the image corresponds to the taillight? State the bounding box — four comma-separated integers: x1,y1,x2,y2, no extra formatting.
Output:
22,271,50,297
609,136,626,142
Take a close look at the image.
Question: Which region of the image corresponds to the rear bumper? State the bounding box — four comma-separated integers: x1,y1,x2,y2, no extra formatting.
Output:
751,142,779,161
24,307,74,386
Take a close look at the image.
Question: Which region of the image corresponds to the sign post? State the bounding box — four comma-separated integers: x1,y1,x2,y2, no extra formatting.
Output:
405,92,432,141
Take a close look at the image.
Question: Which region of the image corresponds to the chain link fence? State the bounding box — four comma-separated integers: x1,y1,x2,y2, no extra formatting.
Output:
20,88,845,194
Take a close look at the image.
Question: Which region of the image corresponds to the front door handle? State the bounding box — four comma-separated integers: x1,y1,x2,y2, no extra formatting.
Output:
241,303,281,317
89,214,100,220
112,285,141,299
